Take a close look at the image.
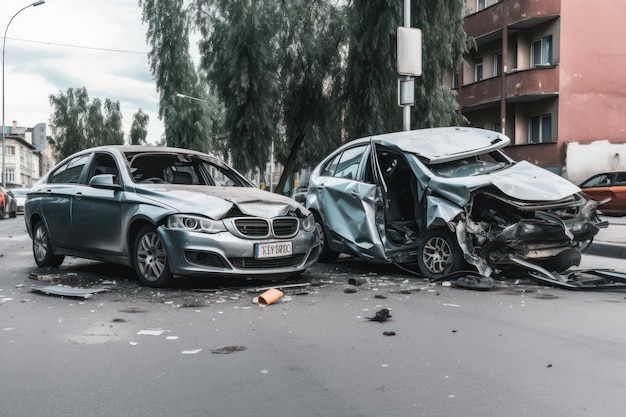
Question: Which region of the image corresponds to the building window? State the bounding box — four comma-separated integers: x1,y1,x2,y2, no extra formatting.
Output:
5,146,15,156
474,58,483,82
5,168,15,184
477,0,486,11
492,121,502,133
529,115,552,143
452,72,459,88
494,52,503,76
531,36,552,67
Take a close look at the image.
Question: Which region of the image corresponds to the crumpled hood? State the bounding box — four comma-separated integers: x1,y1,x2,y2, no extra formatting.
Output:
488,161,580,201
135,184,308,219
427,160,581,206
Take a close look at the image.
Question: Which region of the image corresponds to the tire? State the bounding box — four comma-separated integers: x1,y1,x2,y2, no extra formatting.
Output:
417,228,463,279
0,204,5,219
32,220,65,267
314,212,339,262
133,224,173,287
9,207,16,218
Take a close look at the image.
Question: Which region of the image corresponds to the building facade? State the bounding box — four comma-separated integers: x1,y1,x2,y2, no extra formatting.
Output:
447,0,626,175
1,121,55,188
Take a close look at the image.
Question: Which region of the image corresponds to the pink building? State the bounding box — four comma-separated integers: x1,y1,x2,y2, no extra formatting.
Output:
448,0,626,173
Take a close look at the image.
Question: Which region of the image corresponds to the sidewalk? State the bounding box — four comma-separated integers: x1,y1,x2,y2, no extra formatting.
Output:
586,216,626,259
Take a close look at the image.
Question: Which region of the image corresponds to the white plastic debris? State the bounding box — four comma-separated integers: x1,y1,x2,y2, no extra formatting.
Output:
137,329,165,336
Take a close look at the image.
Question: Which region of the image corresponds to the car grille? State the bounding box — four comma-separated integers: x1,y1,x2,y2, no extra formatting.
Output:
233,217,299,238
230,254,306,269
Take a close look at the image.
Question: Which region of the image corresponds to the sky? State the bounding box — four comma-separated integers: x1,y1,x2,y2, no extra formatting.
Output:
0,0,173,144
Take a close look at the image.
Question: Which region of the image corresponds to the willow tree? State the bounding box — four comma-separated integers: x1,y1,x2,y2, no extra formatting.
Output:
344,0,470,140
129,109,150,145
49,87,125,160
193,0,279,173
139,0,216,152
273,0,347,194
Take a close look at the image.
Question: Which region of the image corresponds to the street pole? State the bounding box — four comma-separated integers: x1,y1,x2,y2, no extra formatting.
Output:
2,0,45,188
403,0,411,131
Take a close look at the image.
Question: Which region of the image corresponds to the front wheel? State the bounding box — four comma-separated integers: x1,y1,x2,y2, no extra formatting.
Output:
417,228,463,279
133,224,173,287
32,220,65,267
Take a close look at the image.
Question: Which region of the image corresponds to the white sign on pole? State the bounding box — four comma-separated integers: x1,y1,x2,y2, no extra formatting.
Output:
397,27,422,76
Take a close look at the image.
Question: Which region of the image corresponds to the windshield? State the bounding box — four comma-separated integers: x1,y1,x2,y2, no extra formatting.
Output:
11,189,28,196
428,150,513,178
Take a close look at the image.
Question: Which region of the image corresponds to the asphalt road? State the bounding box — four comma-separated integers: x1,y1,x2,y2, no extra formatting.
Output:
2,216,626,417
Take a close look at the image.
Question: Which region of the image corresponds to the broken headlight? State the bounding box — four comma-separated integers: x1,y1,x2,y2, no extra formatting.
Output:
300,213,315,232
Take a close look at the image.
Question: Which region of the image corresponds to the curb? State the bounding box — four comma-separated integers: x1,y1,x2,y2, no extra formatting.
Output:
585,242,626,259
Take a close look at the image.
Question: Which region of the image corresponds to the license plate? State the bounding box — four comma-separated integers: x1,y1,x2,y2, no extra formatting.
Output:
255,241,293,259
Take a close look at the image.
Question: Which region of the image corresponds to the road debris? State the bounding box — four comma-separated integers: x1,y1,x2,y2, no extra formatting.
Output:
211,345,246,354
30,285,109,299
383,331,396,336
137,329,165,336
256,288,283,305
366,308,392,322
182,349,202,355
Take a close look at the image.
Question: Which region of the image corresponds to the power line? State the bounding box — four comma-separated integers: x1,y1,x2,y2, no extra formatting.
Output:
4,36,148,55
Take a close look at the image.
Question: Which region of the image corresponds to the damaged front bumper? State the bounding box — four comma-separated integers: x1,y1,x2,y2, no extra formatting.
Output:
455,191,607,276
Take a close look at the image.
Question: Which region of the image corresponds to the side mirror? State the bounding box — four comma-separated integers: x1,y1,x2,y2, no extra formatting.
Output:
89,174,122,190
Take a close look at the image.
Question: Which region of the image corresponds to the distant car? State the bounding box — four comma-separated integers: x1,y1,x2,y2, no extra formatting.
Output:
25,145,319,287
579,172,626,216
0,186,17,218
306,127,604,279
10,188,28,215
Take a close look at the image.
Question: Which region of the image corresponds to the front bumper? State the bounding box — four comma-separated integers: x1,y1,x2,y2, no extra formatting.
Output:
158,227,320,278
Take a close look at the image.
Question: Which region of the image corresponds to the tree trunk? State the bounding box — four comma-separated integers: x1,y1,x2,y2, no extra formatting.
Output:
275,134,306,195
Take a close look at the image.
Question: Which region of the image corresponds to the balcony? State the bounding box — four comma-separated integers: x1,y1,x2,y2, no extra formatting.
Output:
465,0,561,43
458,66,559,110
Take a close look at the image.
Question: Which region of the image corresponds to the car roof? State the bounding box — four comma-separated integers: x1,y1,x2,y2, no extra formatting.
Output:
347,127,510,164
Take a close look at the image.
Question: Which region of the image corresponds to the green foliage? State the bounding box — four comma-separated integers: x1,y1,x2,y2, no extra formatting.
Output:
129,109,150,145
48,87,125,160
344,0,469,139
140,0,468,186
344,0,400,140
194,0,279,173
275,0,348,180
139,0,216,152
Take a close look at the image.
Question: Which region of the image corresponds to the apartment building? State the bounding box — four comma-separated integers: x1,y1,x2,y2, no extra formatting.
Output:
446,0,626,176
1,122,55,188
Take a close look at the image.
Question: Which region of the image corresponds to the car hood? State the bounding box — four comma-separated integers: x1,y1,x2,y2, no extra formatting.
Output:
426,160,581,205
135,184,308,219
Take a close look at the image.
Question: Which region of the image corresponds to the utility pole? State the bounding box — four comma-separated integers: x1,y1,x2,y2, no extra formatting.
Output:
397,0,422,131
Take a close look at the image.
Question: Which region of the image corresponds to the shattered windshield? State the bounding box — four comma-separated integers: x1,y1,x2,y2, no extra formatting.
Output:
428,150,513,178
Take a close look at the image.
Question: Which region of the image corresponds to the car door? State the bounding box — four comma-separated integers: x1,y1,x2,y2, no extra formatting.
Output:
581,173,616,209
39,154,92,248
71,152,125,254
314,143,388,260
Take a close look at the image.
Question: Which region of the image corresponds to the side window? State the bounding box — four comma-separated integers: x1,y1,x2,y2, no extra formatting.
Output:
614,173,626,186
90,154,120,183
334,145,367,180
581,174,612,188
48,155,90,184
320,154,341,177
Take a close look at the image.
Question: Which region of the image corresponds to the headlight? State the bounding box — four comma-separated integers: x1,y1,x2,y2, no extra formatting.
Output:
167,214,227,234
300,213,315,232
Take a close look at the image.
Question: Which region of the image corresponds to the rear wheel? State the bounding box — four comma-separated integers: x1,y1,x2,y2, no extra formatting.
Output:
133,224,173,287
314,212,339,262
32,220,65,267
417,228,463,279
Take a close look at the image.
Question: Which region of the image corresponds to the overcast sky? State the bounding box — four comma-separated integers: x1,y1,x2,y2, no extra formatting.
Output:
1,0,173,144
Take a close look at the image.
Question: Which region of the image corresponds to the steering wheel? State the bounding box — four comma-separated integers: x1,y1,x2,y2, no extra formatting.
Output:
144,177,166,184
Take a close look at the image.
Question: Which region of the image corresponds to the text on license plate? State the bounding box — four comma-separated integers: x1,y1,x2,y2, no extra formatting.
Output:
255,241,293,259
